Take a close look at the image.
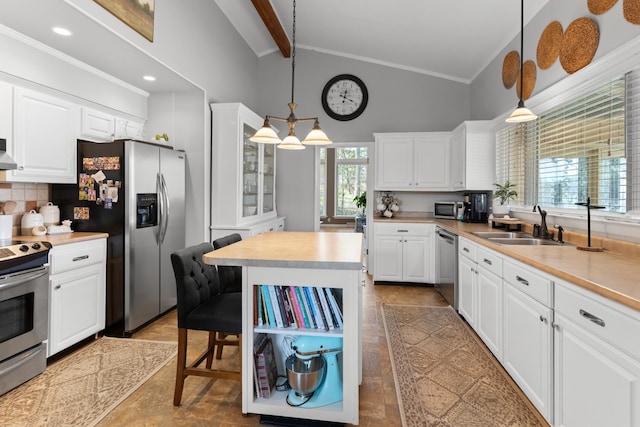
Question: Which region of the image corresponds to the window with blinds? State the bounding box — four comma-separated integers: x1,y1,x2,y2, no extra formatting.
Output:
496,73,634,213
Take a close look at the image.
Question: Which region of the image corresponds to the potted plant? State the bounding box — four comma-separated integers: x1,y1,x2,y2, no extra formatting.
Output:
353,191,366,232
493,181,517,216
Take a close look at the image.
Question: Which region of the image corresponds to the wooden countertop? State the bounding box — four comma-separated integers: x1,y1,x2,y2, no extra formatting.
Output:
16,232,109,246
203,231,363,270
374,216,640,312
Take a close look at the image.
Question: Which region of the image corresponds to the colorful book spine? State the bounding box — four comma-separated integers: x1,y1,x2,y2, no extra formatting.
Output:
316,286,335,330
256,286,264,326
305,286,325,330
281,286,298,329
292,286,311,328
268,285,285,328
254,336,277,398
298,286,316,328
326,287,343,329
261,285,276,328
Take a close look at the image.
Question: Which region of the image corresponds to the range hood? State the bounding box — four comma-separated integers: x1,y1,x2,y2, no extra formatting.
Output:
0,139,17,170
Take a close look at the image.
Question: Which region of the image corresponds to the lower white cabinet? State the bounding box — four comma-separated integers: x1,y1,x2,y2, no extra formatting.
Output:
48,239,106,357
554,280,640,427
211,216,285,241
475,246,503,361
373,222,434,283
457,237,477,327
503,278,553,422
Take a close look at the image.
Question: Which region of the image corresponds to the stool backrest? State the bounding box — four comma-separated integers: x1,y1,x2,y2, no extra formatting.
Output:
171,242,221,328
212,233,242,293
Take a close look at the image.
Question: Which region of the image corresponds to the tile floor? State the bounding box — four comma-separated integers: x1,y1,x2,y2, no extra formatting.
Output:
96,272,447,426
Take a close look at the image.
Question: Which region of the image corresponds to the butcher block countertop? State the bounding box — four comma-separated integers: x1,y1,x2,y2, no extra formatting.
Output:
17,232,109,246
376,216,640,312
203,231,363,270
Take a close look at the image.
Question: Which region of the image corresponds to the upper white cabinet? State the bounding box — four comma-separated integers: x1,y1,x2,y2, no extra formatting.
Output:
9,87,77,183
81,107,115,141
0,81,12,145
375,132,451,191
450,121,494,191
81,107,145,142
211,103,277,230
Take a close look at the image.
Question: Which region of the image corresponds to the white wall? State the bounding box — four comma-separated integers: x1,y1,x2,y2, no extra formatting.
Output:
257,49,471,231
471,1,640,120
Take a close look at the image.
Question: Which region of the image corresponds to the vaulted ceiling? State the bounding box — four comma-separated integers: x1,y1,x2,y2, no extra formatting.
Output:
216,0,550,84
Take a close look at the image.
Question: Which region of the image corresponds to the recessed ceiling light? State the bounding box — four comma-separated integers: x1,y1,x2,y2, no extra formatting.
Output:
143,75,156,82
52,27,72,36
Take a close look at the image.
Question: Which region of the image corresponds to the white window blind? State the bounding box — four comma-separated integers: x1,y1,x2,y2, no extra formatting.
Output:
497,75,630,213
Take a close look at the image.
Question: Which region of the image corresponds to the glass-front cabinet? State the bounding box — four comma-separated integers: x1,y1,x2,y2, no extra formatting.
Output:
212,103,278,229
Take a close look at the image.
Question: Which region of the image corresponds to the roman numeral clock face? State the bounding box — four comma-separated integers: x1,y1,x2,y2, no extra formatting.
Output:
322,74,368,121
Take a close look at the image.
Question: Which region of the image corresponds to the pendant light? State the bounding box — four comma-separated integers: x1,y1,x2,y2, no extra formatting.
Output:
506,0,537,123
250,0,332,149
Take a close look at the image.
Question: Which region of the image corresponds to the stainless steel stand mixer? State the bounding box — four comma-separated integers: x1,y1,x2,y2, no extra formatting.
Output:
285,336,343,408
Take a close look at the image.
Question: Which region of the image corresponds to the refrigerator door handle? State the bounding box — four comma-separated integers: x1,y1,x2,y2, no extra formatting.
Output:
160,173,170,243
155,172,162,245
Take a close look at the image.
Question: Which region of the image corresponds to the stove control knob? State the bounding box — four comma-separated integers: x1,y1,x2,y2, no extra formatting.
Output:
19,245,29,252
32,243,41,250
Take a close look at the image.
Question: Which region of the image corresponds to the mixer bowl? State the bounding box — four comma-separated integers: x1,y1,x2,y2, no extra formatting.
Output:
286,354,326,398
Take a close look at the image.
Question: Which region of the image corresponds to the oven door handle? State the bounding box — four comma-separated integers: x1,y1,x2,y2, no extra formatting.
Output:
0,266,48,291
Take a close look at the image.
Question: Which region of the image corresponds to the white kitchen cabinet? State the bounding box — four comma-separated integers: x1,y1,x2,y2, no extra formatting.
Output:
80,107,115,142
502,259,553,423
554,279,640,427
211,103,277,231
475,246,503,360
374,132,451,191
0,81,12,146
373,222,434,283
47,239,106,357
211,216,286,241
457,237,477,328
450,121,494,191
114,117,145,140
7,86,77,183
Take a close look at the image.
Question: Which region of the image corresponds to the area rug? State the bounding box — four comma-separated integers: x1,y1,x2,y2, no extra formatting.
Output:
382,304,548,427
0,337,177,427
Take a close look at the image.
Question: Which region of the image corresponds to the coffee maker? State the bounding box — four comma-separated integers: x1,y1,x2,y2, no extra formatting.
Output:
463,192,489,223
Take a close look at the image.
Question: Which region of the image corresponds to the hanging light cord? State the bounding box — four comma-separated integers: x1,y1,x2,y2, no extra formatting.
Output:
290,0,296,105
518,0,524,103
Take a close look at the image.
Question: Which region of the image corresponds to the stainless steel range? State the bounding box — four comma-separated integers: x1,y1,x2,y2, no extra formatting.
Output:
0,239,51,396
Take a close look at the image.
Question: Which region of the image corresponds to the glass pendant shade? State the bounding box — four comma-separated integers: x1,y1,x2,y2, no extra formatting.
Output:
506,101,538,123
302,120,332,145
278,131,305,150
250,119,281,144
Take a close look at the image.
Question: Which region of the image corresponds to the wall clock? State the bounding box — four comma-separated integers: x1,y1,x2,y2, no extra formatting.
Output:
321,74,368,121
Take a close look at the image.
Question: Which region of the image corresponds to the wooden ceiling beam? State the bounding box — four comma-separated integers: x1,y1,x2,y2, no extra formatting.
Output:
251,0,291,58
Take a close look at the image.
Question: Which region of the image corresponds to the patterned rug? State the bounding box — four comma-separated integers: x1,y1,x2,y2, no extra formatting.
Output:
0,337,177,427
382,304,548,427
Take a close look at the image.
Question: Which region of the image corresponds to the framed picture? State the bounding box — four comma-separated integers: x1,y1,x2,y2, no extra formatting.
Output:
94,0,155,42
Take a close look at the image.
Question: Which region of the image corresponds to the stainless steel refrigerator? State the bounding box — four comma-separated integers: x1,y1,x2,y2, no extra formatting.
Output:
52,139,185,336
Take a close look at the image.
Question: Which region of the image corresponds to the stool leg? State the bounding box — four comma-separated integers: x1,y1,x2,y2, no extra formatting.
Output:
174,328,188,406
215,332,225,359
206,332,216,369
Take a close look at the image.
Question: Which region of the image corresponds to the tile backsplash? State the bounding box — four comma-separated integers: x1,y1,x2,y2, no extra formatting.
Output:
0,183,51,236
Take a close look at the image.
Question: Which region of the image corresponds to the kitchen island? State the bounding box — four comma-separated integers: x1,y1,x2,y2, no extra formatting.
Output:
203,231,363,424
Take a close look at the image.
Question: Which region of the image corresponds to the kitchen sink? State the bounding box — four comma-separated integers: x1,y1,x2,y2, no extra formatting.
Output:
487,238,568,246
471,231,531,239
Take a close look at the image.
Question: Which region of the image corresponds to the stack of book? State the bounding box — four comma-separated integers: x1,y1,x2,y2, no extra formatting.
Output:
253,333,278,398
253,285,343,331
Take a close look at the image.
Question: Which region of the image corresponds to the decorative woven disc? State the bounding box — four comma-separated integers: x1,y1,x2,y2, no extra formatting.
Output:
559,17,600,74
588,0,619,14
624,0,640,24
502,50,520,89
515,60,537,100
537,21,563,70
